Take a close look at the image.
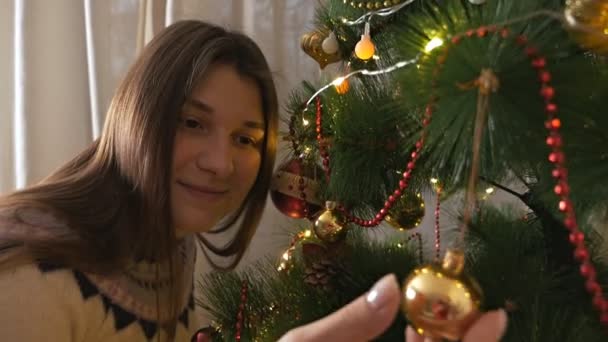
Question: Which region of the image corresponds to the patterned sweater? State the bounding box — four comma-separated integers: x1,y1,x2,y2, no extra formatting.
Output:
0,210,202,341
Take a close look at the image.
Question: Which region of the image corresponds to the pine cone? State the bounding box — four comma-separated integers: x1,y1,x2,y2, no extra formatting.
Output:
303,259,340,291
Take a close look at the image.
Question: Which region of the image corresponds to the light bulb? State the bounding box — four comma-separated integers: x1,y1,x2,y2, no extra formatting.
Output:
355,22,375,60
322,31,339,54
424,37,444,53
334,78,350,94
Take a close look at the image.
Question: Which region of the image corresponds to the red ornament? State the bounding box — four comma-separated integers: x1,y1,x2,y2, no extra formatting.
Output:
270,158,323,219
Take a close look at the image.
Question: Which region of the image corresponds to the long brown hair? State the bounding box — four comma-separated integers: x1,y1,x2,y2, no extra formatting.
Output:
0,19,278,333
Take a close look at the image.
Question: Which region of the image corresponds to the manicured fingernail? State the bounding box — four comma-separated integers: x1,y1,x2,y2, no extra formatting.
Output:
366,274,398,311
495,309,508,339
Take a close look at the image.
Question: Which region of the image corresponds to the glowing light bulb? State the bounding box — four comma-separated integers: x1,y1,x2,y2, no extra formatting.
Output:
424,37,444,53
333,77,350,94
332,77,346,86
302,118,310,126
355,22,375,60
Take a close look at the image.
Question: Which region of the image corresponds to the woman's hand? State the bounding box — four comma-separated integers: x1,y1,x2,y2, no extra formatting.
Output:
279,274,401,341
280,273,508,342
197,274,507,342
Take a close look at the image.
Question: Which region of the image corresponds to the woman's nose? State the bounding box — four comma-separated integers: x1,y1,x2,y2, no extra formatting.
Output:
195,138,235,178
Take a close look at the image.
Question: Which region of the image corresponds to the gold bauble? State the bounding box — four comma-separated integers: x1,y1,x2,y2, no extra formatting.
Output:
301,31,342,69
565,0,608,54
313,201,347,243
402,250,483,341
385,192,425,231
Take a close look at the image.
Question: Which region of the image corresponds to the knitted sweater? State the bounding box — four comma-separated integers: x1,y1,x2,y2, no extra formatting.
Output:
0,210,201,341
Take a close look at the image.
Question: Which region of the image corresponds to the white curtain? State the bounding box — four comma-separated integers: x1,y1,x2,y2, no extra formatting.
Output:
1,0,140,191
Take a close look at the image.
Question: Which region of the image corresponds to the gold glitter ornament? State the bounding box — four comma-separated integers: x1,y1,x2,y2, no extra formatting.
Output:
402,250,483,341
565,0,608,54
301,31,342,69
384,192,425,231
313,201,347,243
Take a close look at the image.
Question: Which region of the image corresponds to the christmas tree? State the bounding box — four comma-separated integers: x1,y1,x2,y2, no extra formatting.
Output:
198,1,608,340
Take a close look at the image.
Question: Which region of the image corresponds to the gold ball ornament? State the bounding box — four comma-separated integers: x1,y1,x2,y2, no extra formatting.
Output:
402,250,483,341
313,201,347,243
301,30,342,69
384,192,425,231
565,0,608,54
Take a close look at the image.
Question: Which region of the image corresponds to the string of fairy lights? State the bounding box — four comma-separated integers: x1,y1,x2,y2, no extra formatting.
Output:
307,1,605,107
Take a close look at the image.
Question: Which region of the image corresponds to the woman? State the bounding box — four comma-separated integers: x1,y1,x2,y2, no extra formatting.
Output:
0,21,505,341
0,19,276,341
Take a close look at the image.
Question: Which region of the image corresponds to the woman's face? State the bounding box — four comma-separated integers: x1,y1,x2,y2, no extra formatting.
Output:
171,64,265,236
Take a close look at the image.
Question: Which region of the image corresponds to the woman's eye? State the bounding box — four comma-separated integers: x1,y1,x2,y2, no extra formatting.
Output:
236,135,257,146
183,118,201,129
179,117,208,132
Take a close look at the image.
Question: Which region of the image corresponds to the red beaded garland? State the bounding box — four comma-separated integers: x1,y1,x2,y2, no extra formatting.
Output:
539,70,552,83
569,231,585,244
434,187,442,262
235,281,248,341
404,232,424,263
314,93,432,226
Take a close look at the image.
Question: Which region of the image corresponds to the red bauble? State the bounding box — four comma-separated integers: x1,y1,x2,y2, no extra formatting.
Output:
270,158,323,219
